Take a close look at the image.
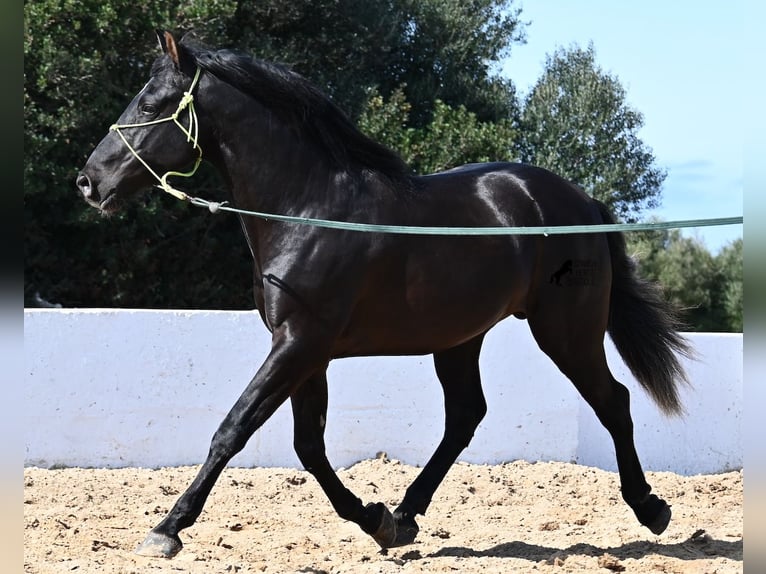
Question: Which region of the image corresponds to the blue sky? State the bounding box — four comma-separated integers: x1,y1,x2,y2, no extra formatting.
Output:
501,1,743,253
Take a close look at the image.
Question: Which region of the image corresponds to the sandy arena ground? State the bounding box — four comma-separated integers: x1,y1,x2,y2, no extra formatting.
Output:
24,456,742,573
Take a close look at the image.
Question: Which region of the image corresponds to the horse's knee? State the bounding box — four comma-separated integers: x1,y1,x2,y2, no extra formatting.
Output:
209,426,246,462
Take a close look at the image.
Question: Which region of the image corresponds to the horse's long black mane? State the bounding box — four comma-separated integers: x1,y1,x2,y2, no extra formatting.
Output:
169,39,413,185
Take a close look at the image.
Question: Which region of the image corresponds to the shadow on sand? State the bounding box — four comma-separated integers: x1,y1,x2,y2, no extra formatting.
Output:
428,531,742,564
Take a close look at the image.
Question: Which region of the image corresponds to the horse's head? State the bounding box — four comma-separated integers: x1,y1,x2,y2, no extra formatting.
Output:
76,31,202,214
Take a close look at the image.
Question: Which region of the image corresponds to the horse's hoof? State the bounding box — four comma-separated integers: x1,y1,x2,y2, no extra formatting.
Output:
365,502,397,548
134,530,183,558
645,501,672,535
392,509,419,546
633,494,672,535
393,520,419,546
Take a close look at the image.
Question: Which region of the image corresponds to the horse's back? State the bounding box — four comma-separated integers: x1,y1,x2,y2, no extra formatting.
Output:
418,161,602,227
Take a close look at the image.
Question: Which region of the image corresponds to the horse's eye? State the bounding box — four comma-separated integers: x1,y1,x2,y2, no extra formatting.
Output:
140,103,158,115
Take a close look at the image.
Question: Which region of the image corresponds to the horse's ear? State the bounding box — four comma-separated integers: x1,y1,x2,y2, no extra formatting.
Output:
156,29,170,53
156,30,182,68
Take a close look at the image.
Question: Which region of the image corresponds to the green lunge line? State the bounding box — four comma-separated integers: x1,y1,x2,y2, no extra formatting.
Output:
187,195,741,236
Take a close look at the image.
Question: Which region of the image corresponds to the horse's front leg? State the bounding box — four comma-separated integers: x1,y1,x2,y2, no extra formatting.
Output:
135,327,328,558
291,372,397,547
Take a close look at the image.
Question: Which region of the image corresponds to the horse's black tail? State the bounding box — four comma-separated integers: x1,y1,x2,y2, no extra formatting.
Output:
599,202,693,416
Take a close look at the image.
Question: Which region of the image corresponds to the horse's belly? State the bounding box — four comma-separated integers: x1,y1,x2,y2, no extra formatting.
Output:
333,245,531,357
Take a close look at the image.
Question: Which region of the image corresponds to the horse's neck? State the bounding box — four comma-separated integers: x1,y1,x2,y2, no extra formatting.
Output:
202,89,330,216
202,85,344,273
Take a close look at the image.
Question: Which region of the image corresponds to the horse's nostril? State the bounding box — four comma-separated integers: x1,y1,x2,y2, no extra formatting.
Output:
76,172,96,200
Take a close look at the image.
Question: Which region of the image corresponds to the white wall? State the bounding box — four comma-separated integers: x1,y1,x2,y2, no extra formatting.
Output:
24,309,742,475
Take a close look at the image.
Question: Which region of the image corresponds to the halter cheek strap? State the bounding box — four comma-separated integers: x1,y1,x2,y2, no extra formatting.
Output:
109,67,203,201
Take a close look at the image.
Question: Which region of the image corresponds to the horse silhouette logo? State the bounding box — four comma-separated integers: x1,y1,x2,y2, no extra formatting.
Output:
550,260,573,286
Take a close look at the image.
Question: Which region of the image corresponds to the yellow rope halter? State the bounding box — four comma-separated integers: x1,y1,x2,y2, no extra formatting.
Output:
109,67,203,201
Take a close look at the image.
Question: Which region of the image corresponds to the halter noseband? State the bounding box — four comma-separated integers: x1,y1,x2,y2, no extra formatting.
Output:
109,67,203,201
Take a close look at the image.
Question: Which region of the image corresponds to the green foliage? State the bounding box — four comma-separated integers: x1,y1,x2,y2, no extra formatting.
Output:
223,0,524,125
358,88,517,174
716,239,743,332
627,231,743,332
519,43,665,222
24,0,253,308
383,0,525,126
220,0,408,119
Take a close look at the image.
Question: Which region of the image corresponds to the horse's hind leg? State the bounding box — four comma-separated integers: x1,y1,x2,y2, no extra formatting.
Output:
291,372,397,547
527,308,672,535
392,333,488,545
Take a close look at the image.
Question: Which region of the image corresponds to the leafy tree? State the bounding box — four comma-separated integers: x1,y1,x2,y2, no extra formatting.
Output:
627,230,742,332
358,87,517,174
224,0,525,125
382,0,524,126
24,0,253,308
715,239,743,332
518,43,665,222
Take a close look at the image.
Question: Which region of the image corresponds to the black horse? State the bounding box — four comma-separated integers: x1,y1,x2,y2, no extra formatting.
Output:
76,31,691,558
